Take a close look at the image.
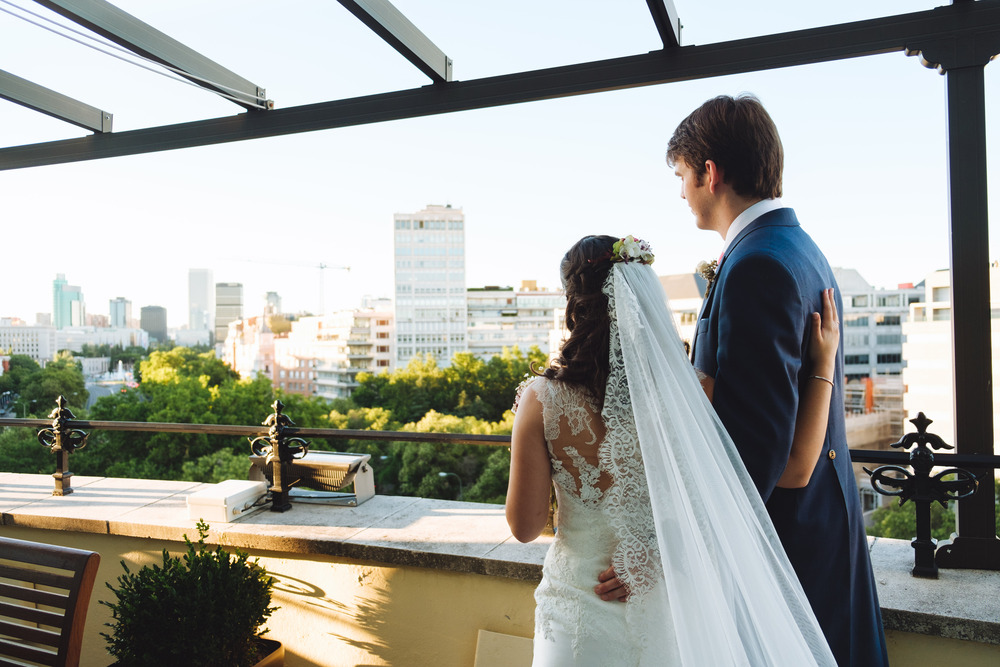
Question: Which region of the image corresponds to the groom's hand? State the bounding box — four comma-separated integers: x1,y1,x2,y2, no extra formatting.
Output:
595,566,628,602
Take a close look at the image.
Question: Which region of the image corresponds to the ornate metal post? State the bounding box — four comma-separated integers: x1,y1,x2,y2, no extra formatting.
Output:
865,413,978,578
36,396,89,496
904,3,1000,569
250,400,309,512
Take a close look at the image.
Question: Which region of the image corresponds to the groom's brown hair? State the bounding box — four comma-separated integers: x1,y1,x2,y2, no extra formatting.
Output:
666,94,783,200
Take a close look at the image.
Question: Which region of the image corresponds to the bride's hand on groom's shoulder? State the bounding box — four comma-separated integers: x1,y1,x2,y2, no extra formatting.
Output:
808,288,839,379
595,566,628,602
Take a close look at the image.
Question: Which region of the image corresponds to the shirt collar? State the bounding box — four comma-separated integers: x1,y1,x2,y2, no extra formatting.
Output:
720,198,784,259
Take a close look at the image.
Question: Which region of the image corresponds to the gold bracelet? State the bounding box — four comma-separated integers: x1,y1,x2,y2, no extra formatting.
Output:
809,375,835,388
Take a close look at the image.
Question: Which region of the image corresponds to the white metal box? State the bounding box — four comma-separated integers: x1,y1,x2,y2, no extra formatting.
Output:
186,479,268,523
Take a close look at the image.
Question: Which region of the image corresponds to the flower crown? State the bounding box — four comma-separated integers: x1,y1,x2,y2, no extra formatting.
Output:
611,235,655,265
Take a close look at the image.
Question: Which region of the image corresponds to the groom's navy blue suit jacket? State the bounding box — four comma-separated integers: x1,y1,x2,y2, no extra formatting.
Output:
692,208,888,666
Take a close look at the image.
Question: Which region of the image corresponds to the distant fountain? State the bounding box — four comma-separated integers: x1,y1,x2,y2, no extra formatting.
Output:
116,360,124,378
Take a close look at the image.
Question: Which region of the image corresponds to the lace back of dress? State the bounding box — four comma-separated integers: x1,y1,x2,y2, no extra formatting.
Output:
535,379,610,503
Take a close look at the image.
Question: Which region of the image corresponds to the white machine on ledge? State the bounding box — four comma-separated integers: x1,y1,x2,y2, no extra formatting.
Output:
187,479,270,523
187,451,375,522
248,450,375,507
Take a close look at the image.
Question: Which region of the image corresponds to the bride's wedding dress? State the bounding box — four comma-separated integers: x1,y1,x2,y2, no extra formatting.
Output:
528,262,836,666
530,378,678,666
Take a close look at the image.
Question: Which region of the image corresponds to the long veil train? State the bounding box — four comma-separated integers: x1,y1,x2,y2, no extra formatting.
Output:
599,262,836,665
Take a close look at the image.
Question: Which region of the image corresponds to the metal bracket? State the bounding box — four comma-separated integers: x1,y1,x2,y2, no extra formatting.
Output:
905,29,1000,73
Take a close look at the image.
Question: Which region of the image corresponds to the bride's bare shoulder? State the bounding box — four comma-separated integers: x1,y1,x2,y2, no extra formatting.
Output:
513,375,547,413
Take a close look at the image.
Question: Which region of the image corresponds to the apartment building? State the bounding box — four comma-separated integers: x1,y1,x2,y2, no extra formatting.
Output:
393,204,467,365
902,264,1000,454
223,305,394,399
467,281,565,359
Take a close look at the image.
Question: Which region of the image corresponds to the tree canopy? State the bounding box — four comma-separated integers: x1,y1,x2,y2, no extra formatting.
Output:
352,346,545,423
0,354,41,396
866,478,1000,540
1,352,89,416
79,343,150,368
4,343,1000,527
0,346,553,505
866,498,956,541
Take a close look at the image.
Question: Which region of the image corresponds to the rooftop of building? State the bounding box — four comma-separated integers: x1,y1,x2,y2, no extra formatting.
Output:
659,272,708,300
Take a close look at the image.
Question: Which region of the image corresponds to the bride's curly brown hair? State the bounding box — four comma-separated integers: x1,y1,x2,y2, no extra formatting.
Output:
538,235,618,410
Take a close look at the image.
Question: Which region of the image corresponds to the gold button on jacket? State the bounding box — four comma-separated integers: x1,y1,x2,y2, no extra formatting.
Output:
828,450,837,460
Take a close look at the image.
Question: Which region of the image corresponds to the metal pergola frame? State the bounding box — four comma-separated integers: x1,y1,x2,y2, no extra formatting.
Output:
1,0,998,568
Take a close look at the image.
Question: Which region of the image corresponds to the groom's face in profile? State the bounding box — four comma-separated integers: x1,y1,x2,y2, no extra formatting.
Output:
674,159,714,231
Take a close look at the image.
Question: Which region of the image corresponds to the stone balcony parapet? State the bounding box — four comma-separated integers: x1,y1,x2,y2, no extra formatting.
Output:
0,472,548,581
0,472,998,665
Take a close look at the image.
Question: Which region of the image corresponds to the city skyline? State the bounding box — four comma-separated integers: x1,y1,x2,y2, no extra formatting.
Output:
3,254,944,335
1,1,996,328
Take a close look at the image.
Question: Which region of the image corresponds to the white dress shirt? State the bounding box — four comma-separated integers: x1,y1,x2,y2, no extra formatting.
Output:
719,198,785,260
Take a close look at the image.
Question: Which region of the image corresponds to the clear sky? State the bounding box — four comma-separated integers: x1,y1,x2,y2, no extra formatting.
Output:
1,0,996,327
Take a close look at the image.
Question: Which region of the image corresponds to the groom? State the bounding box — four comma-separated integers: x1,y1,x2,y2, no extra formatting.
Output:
596,95,888,666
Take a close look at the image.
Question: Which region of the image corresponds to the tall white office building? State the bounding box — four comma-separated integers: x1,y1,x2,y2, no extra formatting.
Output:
264,292,282,316
52,274,85,329
188,269,214,333
109,297,132,329
215,282,243,349
393,204,467,365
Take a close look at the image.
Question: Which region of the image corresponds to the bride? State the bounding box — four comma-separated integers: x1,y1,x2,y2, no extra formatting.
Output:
507,234,838,666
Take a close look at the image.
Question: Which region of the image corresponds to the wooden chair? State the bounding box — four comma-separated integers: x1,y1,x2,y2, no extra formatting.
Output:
0,536,101,667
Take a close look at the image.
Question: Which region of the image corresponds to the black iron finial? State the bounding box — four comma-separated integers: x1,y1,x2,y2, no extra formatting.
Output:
36,395,89,496
249,399,309,512
864,412,979,578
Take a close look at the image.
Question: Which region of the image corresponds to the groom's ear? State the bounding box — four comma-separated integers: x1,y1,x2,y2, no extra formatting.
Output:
704,159,723,193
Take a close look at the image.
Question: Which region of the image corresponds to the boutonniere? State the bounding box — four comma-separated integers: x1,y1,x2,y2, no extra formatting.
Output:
696,259,718,298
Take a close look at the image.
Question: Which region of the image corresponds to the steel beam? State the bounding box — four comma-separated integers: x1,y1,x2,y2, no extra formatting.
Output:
336,0,452,82
0,69,111,132
646,0,682,49
3,2,999,169
31,0,267,110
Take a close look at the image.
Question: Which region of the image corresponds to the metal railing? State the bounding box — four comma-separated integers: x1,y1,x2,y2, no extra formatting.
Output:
0,397,509,506
2,396,997,575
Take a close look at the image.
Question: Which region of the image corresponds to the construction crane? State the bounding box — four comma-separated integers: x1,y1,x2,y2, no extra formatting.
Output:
233,259,350,314
315,262,351,315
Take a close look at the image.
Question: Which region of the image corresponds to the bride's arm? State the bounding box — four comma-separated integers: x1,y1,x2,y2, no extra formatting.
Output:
506,384,553,542
776,288,839,488
696,369,714,403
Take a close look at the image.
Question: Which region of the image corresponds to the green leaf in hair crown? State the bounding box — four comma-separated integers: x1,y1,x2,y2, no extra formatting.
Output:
612,235,655,265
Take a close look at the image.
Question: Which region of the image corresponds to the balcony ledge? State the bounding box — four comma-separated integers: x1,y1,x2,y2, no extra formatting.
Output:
1,472,997,651
871,536,999,646
0,472,547,582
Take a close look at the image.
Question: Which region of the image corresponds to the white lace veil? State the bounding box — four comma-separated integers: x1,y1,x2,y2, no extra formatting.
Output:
599,262,836,666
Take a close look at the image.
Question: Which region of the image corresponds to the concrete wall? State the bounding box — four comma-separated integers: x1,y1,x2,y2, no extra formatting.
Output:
2,526,536,667
5,524,1000,667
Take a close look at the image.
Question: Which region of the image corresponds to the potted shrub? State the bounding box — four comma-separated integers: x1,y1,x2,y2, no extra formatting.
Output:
102,520,282,667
